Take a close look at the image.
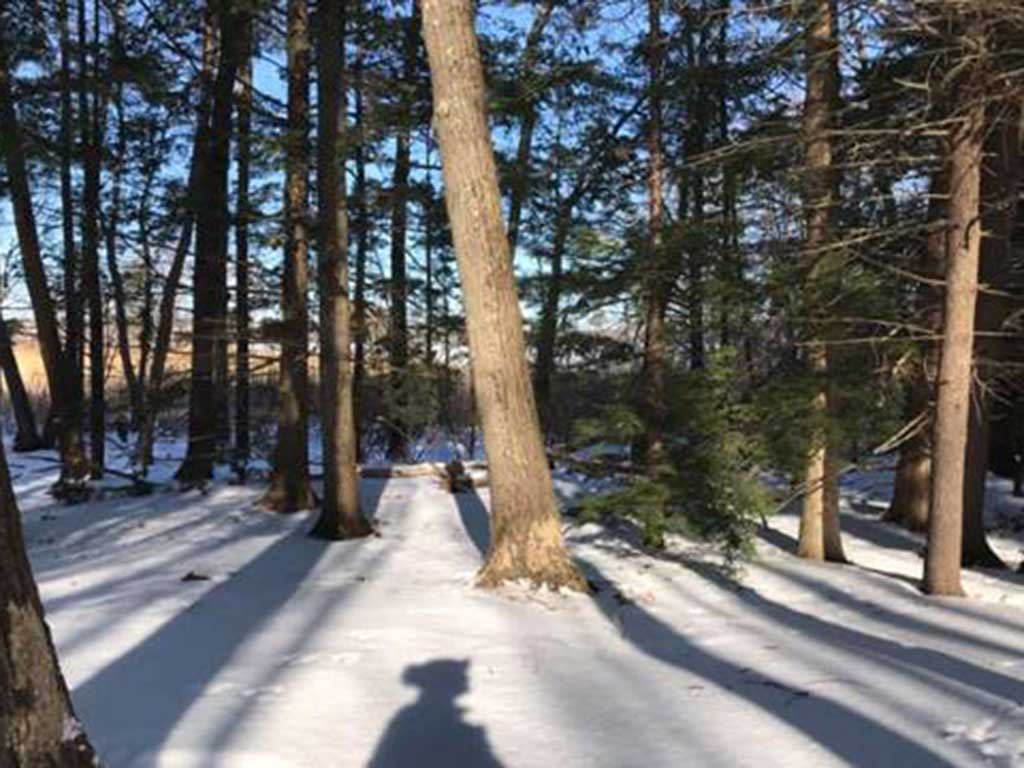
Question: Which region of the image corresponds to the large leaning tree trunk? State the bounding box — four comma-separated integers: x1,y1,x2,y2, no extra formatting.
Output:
421,0,585,591
797,0,846,563
312,0,371,540
0,34,88,489
0,438,97,765
177,0,245,484
263,0,315,512
923,14,987,597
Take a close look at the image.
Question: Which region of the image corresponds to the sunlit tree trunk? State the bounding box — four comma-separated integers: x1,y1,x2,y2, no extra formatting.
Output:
797,0,846,563
421,0,585,590
0,312,43,452
924,15,986,596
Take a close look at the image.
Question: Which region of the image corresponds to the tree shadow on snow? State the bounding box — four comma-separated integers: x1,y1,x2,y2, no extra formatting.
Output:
368,659,502,768
578,556,963,766
71,479,391,765
453,489,491,560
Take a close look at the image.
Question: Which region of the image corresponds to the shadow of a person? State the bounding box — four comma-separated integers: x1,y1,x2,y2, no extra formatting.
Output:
369,659,503,768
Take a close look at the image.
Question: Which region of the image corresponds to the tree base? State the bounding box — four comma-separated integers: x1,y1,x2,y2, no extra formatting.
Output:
259,480,317,514
11,433,45,453
477,553,589,593
311,512,373,541
962,546,1006,570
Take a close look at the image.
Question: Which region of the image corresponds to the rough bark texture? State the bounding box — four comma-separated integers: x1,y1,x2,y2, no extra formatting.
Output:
924,23,985,596
797,0,846,564
421,0,585,591
958,99,1022,569
312,0,371,540
263,0,315,512
0,437,97,766
352,2,369,461
0,35,88,487
0,315,42,453
177,1,244,484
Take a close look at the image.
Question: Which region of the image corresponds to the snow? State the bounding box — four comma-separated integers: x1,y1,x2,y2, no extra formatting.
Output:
14,450,1024,767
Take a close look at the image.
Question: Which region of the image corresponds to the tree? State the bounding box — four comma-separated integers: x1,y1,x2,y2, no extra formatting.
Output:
312,0,372,540
0,313,43,452
0,436,97,765
923,10,987,597
421,0,585,590
263,0,315,511
177,0,246,484
234,32,253,475
0,28,89,489
797,0,846,563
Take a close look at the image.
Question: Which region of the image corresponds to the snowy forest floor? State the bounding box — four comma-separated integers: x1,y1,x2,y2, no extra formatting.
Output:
14,447,1024,768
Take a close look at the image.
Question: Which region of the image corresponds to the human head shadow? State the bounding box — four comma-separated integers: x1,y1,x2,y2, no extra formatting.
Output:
579,555,965,766
369,659,502,768
71,480,389,765
452,488,491,560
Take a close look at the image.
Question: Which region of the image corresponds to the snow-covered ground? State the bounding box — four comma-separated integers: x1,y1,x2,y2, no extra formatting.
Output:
14,449,1024,767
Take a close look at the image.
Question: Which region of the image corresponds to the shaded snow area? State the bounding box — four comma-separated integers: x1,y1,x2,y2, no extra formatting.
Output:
14,450,1024,768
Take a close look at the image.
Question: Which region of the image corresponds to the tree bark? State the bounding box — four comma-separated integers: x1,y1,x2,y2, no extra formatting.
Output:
312,0,372,539
797,0,846,563
923,18,986,596
421,0,585,590
0,438,96,766
959,98,1022,569
263,0,315,511
0,314,43,453
352,0,369,461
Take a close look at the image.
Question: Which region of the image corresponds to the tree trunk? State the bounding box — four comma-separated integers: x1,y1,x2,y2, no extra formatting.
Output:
533,202,570,438
79,0,105,479
0,314,43,453
386,0,420,461
639,0,669,480
263,0,314,511
887,171,947,531
352,2,369,462
177,1,244,484
0,35,88,487
958,99,1022,569
105,20,143,435
234,36,252,473
923,21,985,596
0,438,97,766
421,0,585,590
58,0,82,445
312,0,371,540
797,0,846,563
